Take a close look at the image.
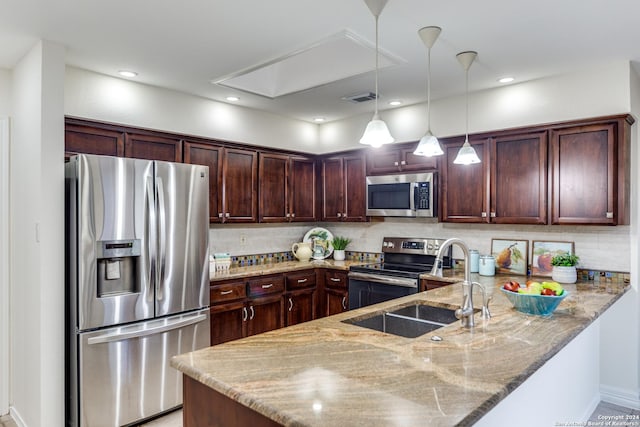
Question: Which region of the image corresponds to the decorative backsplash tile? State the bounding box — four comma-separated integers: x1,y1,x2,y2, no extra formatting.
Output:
227,251,382,268
577,268,630,285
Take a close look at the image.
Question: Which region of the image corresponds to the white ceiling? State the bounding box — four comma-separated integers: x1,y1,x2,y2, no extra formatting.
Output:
2,0,640,124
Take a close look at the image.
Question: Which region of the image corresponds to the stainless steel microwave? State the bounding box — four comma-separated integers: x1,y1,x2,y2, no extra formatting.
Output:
366,172,436,217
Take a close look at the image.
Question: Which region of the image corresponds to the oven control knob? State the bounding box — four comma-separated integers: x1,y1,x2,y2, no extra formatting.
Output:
427,243,434,250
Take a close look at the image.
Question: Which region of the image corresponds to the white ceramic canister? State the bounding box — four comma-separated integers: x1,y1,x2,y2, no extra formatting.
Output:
469,249,479,273
479,255,496,276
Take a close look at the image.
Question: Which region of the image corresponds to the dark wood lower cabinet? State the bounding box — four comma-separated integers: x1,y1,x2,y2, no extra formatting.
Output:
210,300,245,346
286,289,316,326
183,375,281,427
324,287,348,316
247,295,285,336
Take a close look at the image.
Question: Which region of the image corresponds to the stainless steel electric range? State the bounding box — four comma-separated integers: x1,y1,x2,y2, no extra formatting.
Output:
348,237,452,310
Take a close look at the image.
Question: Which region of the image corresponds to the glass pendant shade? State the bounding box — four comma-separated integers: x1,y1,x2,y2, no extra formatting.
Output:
414,131,443,156
453,139,481,164
360,114,394,147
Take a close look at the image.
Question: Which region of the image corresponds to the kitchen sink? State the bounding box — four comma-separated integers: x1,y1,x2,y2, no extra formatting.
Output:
342,303,458,338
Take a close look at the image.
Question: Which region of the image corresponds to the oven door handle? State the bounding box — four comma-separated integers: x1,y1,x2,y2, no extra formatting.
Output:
348,272,418,288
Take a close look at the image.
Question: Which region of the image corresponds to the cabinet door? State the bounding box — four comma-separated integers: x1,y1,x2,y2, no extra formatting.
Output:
321,157,344,221
210,300,246,346
401,146,438,172
550,123,617,225
440,138,490,223
223,148,258,223
366,147,403,174
325,288,348,316
491,132,547,224
124,132,182,162
259,153,289,222
184,141,223,223
65,123,125,157
342,154,367,221
286,289,316,326
247,295,285,336
289,156,317,222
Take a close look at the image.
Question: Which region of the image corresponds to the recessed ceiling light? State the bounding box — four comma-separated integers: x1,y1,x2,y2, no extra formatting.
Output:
498,77,514,83
118,70,138,78
388,100,403,106
225,96,240,102
313,117,326,123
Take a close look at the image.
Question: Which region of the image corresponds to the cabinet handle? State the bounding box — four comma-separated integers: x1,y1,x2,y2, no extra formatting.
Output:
297,278,308,283
490,212,496,218
394,161,399,166
481,212,487,218
242,307,248,322
290,212,295,218
286,213,290,218
225,212,230,218
606,212,614,219
288,298,293,311
218,212,223,218
261,283,273,289
400,160,406,165
329,277,341,282
249,305,255,320
337,212,342,217
342,213,347,218
341,297,347,310
220,290,233,295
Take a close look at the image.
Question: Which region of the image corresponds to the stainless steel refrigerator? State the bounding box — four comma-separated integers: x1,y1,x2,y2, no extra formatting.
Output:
65,154,211,427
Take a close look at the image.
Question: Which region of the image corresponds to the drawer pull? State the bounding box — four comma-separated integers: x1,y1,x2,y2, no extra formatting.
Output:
288,298,293,311
297,278,308,283
242,307,248,322
261,284,273,289
329,278,341,282
219,290,233,295
249,305,255,320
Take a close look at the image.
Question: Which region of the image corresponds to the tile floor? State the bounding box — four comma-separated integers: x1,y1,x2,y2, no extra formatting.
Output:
0,401,637,426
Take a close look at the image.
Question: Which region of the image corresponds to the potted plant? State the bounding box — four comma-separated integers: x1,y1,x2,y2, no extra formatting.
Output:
551,253,580,284
331,236,352,261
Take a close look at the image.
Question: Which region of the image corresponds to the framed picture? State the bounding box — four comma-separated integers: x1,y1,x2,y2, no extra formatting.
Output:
491,239,528,275
531,241,575,277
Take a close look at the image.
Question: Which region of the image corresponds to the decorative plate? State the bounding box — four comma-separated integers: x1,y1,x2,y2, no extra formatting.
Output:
303,227,334,260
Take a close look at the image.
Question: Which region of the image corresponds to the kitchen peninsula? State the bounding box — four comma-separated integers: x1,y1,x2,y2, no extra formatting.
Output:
171,276,629,427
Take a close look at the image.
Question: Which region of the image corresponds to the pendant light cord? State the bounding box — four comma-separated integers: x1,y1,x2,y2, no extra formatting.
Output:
465,66,469,142
427,47,431,132
374,13,380,116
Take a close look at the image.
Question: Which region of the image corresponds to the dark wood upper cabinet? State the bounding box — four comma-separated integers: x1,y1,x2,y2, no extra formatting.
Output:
440,138,490,223
65,123,125,157
549,118,631,225
184,141,223,223
491,131,547,224
124,132,182,162
258,153,316,222
366,144,438,175
222,148,258,223
321,153,367,222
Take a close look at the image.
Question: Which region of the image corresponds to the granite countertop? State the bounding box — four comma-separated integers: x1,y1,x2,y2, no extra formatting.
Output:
172,275,629,426
209,259,362,282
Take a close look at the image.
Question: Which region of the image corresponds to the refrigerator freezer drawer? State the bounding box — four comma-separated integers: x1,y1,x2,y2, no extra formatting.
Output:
77,309,210,427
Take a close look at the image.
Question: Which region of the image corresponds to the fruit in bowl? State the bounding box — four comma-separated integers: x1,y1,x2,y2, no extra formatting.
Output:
501,280,568,316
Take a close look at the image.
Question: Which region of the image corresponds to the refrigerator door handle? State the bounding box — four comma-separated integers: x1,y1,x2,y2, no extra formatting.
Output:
156,177,167,300
146,177,157,294
87,313,207,345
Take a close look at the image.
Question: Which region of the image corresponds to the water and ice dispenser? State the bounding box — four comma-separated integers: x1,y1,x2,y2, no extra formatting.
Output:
96,240,141,297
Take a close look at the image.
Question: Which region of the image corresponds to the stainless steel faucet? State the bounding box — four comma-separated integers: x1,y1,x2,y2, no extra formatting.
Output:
429,237,476,328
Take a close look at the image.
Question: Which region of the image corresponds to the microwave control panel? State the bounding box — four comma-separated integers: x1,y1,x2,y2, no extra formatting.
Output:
415,182,431,209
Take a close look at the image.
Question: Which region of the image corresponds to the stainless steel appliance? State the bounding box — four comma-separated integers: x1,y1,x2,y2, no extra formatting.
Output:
348,237,452,309
366,172,436,217
65,154,211,427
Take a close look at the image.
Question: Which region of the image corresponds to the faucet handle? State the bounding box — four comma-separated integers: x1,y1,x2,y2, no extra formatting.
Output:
473,281,492,319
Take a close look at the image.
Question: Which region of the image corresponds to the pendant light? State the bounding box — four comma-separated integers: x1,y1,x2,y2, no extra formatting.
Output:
453,51,481,165
360,0,394,148
413,26,443,157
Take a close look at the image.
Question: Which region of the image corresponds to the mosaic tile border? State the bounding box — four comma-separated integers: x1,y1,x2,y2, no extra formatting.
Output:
576,268,630,285
227,251,383,267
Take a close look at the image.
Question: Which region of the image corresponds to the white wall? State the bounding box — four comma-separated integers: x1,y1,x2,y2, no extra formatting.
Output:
10,40,65,426
64,67,319,153
0,69,11,116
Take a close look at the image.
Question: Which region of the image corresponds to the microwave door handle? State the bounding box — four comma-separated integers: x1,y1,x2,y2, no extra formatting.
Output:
411,182,418,212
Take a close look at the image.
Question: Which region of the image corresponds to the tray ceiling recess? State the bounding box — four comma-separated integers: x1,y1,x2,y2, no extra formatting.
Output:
212,30,405,99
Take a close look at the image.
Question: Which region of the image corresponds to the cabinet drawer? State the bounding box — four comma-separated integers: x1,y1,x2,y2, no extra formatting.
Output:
247,274,285,298
285,270,317,290
210,281,246,304
324,270,348,289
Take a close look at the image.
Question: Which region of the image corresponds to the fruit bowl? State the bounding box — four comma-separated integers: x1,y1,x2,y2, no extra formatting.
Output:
500,288,568,317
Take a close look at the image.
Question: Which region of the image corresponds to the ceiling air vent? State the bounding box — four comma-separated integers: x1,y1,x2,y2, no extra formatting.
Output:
342,92,377,103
